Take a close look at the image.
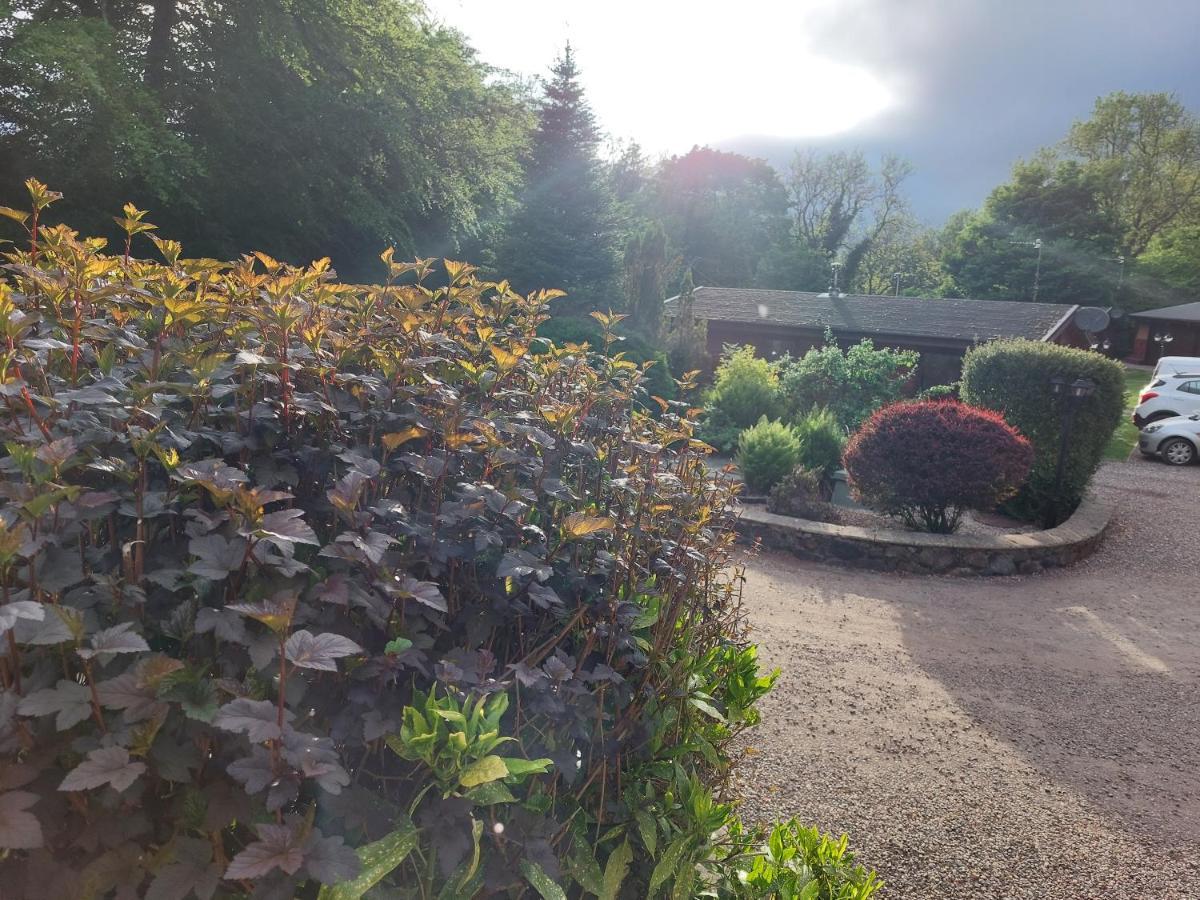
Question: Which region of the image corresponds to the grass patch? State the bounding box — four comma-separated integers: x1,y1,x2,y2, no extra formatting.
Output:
1103,366,1151,461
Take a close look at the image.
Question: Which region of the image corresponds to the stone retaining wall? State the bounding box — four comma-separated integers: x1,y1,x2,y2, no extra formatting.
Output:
735,497,1112,576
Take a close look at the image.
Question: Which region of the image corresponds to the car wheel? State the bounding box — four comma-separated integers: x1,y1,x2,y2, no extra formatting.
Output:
1160,437,1197,466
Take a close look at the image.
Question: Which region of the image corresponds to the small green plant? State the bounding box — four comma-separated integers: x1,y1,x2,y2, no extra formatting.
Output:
918,382,960,401
793,407,847,483
738,418,801,493
716,819,883,899
385,689,550,799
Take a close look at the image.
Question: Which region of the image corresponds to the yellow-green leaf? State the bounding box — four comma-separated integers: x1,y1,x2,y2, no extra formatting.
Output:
316,820,419,900
520,859,567,900
459,755,508,788
599,838,632,900
562,513,616,539
0,206,29,226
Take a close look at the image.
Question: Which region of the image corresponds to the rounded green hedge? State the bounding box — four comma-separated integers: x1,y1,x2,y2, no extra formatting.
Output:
960,339,1124,525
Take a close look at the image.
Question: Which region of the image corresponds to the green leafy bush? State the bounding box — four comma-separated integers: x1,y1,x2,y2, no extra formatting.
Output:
0,183,876,899
960,339,1124,525
738,418,801,493
701,345,782,454
715,819,882,898
793,407,847,483
767,466,839,522
918,382,960,401
779,331,919,430
844,400,1034,533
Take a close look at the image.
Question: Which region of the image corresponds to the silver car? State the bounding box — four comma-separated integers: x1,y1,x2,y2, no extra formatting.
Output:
1139,414,1200,466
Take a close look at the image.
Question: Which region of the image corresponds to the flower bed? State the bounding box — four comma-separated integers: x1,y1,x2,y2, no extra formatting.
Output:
736,495,1112,576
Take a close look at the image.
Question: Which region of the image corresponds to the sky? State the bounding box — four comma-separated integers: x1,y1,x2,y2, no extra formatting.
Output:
426,0,1200,223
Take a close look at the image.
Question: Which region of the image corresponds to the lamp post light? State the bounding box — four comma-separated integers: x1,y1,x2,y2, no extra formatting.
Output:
1047,375,1096,527
1153,331,1174,357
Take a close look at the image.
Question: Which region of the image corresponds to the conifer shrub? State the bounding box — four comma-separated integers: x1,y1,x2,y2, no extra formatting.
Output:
793,407,847,485
960,340,1124,525
0,183,878,899
844,400,1034,533
700,345,782,454
737,418,801,493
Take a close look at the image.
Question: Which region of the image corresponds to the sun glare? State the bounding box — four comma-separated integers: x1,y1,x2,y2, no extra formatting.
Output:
427,0,896,154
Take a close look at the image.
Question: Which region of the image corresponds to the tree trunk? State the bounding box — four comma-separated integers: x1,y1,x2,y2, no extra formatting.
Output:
144,0,178,91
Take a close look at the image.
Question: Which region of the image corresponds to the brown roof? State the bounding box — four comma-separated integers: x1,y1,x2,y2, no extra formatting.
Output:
664,286,1078,344
1132,301,1200,324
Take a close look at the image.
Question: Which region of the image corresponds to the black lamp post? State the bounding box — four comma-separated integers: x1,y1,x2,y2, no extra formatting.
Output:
1047,376,1096,527
1153,331,1174,358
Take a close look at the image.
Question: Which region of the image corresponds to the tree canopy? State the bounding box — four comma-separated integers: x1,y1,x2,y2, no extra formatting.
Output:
501,44,618,309
0,0,531,280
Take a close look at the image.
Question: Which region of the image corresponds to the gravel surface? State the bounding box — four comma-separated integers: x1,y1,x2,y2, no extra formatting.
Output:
730,458,1200,898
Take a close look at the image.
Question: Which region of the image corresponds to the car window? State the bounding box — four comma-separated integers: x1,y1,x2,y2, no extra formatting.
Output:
1179,380,1200,395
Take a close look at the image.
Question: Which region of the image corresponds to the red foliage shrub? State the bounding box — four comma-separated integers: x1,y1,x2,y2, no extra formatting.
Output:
843,400,1034,533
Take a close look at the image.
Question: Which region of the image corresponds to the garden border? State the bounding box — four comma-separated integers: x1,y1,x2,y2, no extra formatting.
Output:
735,494,1112,576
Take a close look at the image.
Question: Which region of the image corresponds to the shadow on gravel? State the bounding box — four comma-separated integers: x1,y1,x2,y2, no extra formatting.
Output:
864,459,1200,844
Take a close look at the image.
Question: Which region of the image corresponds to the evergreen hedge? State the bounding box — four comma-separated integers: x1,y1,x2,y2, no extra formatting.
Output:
960,340,1124,525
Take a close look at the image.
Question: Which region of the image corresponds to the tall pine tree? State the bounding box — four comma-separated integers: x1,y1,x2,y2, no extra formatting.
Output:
504,45,617,309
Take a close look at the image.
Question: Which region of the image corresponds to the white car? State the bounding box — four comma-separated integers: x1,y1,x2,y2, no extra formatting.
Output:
1139,413,1200,466
1152,355,1200,379
1131,372,1200,427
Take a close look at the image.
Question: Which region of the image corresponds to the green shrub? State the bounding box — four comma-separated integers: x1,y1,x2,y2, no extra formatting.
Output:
700,345,782,453
716,819,882,898
779,331,919,430
960,339,1125,525
793,406,847,482
767,465,839,522
844,400,1034,533
918,382,960,401
738,418,801,493
0,183,877,898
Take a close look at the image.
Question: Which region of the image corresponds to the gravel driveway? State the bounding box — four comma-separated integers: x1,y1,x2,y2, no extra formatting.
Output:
731,458,1200,898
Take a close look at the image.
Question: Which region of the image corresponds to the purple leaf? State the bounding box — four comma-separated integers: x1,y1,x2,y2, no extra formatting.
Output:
58,746,146,793
224,823,305,879
227,747,275,795
283,630,364,672
394,577,446,613
145,837,220,900
18,679,93,730
188,534,248,581
194,606,248,644
174,458,249,490
96,672,166,723
312,575,349,607
302,831,361,884
0,791,44,849
78,622,150,659
0,601,43,637
258,509,319,547
213,698,292,743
